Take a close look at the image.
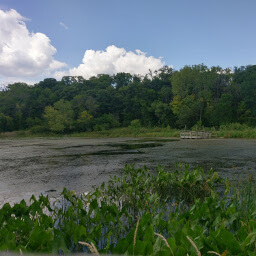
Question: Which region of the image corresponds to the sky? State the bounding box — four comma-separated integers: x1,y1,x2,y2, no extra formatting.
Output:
0,0,256,86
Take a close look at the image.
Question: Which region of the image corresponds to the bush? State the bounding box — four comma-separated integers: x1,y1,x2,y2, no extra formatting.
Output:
130,119,141,129
219,122,251,131
30,125,49,134
92,114,120,131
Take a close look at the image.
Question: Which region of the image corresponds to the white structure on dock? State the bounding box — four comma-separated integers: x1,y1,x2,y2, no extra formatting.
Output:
180,126,215,139
180,130,212,139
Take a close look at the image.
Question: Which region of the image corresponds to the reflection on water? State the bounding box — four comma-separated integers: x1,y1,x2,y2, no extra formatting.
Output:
50,142,164,157
109,142,164,150
0,137,256,205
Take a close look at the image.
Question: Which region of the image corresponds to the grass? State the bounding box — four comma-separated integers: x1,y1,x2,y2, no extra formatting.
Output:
0,123,256,139
215,123,256,138
0,127,181,139
71,127,181,138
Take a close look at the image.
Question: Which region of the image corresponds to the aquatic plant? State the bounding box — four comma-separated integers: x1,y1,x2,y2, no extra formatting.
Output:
1,165,256,255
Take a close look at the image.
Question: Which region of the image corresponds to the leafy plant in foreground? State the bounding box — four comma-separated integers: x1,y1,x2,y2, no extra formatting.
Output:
1,165,256,255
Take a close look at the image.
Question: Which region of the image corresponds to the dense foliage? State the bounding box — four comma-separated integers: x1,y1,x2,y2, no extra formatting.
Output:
1,165,256,255
0,64,256,133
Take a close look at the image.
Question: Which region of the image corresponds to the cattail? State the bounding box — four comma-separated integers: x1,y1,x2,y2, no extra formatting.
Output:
79,241,100,256
154,232,174,256
207,251,221,256
133,217,140,255
241,220,246,226
186,236,201,256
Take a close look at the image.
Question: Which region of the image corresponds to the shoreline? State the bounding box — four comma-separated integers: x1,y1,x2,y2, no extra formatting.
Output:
1,126,256,139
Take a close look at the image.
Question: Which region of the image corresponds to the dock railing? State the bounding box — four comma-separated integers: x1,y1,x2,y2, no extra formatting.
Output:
180,130,212,139
180,125,216,139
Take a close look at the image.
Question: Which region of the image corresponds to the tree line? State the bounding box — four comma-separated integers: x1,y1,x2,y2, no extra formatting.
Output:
0,64,255,133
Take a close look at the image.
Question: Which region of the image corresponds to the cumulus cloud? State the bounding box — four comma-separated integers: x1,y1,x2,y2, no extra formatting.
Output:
54,45,164,79
0,8,165,84
0,9,66,78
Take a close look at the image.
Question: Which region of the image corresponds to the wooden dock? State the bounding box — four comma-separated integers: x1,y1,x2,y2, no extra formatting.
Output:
180,130,212,139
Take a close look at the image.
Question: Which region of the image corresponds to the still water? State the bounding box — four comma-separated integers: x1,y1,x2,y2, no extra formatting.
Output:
0,137,255,205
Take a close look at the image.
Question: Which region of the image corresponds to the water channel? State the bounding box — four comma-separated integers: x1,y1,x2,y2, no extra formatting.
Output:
0,137,255,205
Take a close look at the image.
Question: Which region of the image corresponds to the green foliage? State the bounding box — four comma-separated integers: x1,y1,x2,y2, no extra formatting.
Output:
0,113,14,132
113,72,132,90
70,126,180,138
217,123,256,138
219,122,250,131
44,99,74,133
76,110,93,131
171,94,202,128
130,119,141,129
212,93,236,125
150,101,174,126
235,65,256,117
0,195,56,253
29,124,49,134
0,65,256,133
4,164,256,255
92,114,120,131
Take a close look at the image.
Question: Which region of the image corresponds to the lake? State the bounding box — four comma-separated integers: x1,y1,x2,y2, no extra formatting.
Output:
0,137,256,205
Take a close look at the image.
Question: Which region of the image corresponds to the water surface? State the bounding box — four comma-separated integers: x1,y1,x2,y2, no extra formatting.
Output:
0,137,255,205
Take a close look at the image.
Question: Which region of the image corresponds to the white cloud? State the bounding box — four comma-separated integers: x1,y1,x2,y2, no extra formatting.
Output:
0,9,66,79
0,8,165,85
59,21,68,30
54,45,164,79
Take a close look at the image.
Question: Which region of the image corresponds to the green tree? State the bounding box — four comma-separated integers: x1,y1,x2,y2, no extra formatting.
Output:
237,101,256,125
113,72,132,90
170,64,234,127
212,94,236,125
0,83,32,130
0,113,14,132
76,110,93,131
171,94,202,128
150,101,175,126
234,65,256,120
44,100,74,133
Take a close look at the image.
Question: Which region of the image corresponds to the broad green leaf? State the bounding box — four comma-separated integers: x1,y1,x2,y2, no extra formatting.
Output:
212,227,241,254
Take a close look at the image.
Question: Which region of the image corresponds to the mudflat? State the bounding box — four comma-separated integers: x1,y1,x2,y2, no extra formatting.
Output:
0,137,256,205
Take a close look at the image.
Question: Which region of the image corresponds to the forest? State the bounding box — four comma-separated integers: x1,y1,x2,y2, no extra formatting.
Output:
0,64,256,133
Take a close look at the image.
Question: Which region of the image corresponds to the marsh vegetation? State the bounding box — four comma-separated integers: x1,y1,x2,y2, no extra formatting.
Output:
1,164,256,255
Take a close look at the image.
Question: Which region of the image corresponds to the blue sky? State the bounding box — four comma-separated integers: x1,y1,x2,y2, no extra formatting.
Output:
0,0,256,84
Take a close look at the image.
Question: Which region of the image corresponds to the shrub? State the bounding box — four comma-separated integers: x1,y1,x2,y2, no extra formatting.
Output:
130,119,141,129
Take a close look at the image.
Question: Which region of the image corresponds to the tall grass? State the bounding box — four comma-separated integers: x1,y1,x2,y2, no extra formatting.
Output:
70,126,181,138
217,123,256,138
1,123,256,139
